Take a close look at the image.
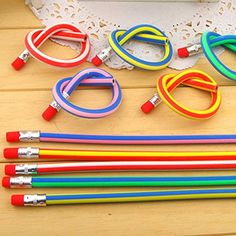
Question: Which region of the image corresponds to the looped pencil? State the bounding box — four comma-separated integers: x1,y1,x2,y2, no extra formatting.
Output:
141,70,221,120
92,24,173,70
11,23,90,70
42,68,122,121
178,32,236,81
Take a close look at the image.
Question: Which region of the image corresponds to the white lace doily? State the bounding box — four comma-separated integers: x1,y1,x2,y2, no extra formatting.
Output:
26,0,235,70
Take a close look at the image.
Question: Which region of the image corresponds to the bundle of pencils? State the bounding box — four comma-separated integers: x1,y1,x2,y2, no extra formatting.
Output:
6,131,236,207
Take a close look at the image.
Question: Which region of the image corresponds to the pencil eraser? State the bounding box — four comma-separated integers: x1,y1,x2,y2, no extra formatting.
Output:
5,165,16,176
2,176,10,188
11,57,25,70
3,148,19,159
11,194,24,206
42,105,58,121
177,47,189,58
91,55,102,66
141,101,155,114
6,131,20,142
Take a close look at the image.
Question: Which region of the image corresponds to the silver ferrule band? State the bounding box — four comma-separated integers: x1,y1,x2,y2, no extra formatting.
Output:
62,91,70,99
50,100,61,111
97,47,113,62
19,49,30,62
187,43,202,56
150,93,162,107
18,147,39,159
24,194,47,206
15,164,38,175
50,92,69,111
10,176,32,188
19,130,40,142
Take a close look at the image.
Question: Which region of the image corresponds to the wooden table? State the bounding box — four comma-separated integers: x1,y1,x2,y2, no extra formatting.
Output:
1,1,236,235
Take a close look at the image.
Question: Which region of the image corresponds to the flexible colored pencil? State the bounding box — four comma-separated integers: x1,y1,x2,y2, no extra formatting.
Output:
6,160,236,176
4,175,236,188
11,188,236,206
5,147,236,161
7,131,236,145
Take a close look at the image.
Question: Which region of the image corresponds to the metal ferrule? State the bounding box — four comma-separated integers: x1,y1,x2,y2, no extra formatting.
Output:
19,130,40,142
19,49,30,62
62,91,70,99
18,147,39,159
186,43,202,56
24,194,47,207
15,164,38,175
50,100,61,111
97,47,113,62
150,93,162,107
50,92,69,111
10,176,32,188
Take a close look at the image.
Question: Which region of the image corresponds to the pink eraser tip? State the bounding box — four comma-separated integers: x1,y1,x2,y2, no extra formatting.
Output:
91,56,102,66
11,195,24,206
3,148,19,159
141,101,155,114
5,165,16,176
42,105,58,121
2,176,10,188
6,131,20,142
177,47,189,58
11,57,25,70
